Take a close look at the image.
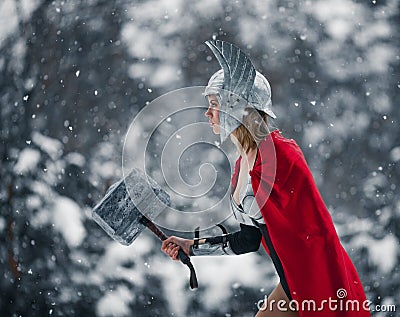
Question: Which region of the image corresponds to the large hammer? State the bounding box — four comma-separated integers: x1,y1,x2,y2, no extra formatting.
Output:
92,168,198,289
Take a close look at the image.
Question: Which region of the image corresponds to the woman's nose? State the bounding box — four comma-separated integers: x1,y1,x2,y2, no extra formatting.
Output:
205,106,212,118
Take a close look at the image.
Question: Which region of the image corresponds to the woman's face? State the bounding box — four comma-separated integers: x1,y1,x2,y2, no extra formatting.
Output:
205,94,220,135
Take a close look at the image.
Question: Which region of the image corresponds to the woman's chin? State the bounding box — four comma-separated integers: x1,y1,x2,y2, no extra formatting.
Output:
212,126,220,135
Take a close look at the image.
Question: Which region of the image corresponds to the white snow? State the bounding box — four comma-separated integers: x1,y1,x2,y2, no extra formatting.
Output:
14,148,41,174
363,173,388,199
369,235,398,274
32,132,63,160
93,161,120,180
0,0,18,46
0,0,40,47
91,235,154,286
0,1,396,316
90,142,121,181
192,254,270,307
127,63,151,80
31,180,53,198
26,194,41,210
370,92,392,114
303,123,326,145
65,152,86,167
351,233,398,274
155,253,272,316
19,0,41,20
154,257,188,316
354,20,391,47
121,0,190,88
96,285,134,317
326,19,354,42
0,217,6,233
53,196,85,248
307,0,395,81
365,44,397,74
309,0,362,42
28,182,54,228
88,238,159,315
390,146,400,162
90,230,271,317
151,64,179,87
192,0,223,17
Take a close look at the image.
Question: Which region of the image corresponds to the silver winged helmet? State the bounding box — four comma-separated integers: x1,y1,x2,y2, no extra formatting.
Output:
204,40,276,143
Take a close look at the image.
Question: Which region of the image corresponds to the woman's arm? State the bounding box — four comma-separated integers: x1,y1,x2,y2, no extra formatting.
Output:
227,223,262,254
162,223,262,259
192,223,262,256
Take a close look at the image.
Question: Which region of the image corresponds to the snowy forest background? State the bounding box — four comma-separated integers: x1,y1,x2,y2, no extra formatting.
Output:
1,0,399,316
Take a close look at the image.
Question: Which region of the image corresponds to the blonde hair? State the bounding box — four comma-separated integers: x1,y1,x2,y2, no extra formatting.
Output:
233,108,270,153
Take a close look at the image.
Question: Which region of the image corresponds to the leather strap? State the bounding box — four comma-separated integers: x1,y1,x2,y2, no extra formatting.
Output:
216,223,228,234
193,226,200,248
216,223,228,246
177,249,198,289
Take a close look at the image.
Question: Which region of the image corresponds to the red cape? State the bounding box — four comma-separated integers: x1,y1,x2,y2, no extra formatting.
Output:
231,130,370,317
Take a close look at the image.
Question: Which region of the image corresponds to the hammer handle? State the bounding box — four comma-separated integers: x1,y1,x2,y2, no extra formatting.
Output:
142,216,168,241
142,216,191,261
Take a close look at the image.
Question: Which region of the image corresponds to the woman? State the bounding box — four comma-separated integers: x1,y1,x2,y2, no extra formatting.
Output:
162,40,371,317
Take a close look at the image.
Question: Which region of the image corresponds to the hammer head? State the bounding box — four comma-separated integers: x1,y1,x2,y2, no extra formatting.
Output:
92,168,170,245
